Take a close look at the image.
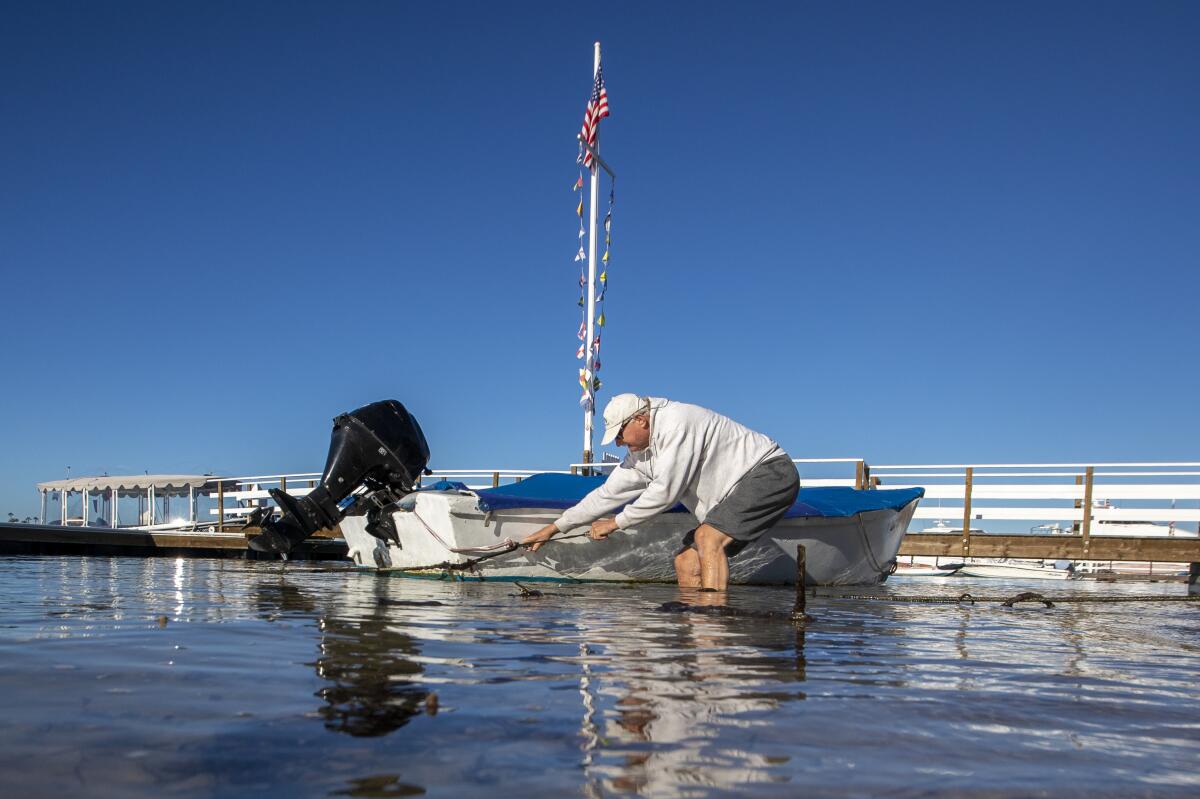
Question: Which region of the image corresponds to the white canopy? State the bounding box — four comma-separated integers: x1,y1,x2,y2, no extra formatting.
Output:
37,475,218,493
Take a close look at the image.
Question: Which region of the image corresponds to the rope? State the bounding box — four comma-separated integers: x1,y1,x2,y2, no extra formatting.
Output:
411,510,518,555
384,514,592,576
815,590,1200,605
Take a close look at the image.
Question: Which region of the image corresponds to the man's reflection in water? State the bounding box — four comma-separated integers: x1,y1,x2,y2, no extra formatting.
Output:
253,578,428,738
585,591,807,795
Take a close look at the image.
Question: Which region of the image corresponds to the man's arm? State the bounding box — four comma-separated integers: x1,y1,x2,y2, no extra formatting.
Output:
521,465,648,552
613,426,703,530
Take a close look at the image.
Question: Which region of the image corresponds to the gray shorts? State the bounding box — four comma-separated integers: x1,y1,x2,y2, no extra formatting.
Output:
681,455,800,558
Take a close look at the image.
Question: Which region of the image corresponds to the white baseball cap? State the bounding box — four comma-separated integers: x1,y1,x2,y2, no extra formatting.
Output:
600,393,648,446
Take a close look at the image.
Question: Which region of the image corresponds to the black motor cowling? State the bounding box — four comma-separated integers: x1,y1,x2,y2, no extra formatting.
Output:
248,400,430,555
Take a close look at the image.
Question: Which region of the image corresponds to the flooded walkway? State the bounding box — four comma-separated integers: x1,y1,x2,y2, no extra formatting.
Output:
0,557,1197,797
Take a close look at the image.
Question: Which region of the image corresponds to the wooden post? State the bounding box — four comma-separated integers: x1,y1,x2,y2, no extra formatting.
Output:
280,476,287,493
217,481,225,532
1072,474,1083,534
1080,466,1094,562
492,471,500,488
571,465,578,476
854,461,865,491
1188,562,1199,596
792,544,807,619
961,467,974,559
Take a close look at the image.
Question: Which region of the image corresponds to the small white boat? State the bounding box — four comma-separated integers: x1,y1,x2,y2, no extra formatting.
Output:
955,560,1073,580
899,521,1073,580
340,475,924,586
1035,516,1198,577
892,564,962,577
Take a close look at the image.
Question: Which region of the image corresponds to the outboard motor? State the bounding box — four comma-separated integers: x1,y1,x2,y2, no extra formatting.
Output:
248,400,430,555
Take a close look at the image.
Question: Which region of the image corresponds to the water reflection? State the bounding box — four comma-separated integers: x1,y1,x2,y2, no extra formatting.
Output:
3,559,1199,798
253,575,430,738
568,594,810,795
314,610,428,737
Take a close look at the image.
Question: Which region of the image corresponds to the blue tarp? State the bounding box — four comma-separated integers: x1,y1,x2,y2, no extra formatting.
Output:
419,480,471,492
473,472,923,519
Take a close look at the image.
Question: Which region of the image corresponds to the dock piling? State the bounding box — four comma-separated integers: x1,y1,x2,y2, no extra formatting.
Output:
961,467,974,559
792,544,809,622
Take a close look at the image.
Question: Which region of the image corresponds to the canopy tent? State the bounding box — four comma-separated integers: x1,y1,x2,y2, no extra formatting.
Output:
36,475,222,528
37,475,217,494
472,473,924,518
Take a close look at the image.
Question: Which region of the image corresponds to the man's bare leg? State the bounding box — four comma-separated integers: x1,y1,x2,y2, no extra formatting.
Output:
693,524,733,591
674,548,702,587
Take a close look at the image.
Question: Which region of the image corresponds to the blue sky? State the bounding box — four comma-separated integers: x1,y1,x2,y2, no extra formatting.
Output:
2,1,1198,516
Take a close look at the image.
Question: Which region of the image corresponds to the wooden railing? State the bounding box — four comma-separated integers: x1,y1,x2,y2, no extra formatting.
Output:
869,462,1200,563
206,461,1200,566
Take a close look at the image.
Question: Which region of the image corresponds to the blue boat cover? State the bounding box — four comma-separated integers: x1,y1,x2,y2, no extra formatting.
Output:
474,473,923,519
419,480,471,492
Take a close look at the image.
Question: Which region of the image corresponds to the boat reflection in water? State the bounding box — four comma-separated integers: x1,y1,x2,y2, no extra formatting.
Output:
254,576,430,739
313,606,428,737
2,558,1195,798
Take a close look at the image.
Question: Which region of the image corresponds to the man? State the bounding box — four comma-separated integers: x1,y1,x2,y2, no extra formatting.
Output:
521,394,799,591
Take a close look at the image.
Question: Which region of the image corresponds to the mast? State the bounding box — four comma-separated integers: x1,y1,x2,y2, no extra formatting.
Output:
582,41,601,469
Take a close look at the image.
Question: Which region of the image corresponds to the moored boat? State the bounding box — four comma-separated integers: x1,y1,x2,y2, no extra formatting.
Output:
340,475,923,586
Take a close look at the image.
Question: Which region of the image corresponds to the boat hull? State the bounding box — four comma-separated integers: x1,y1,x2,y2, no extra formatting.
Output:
341,490,920,586
955,561,1073,580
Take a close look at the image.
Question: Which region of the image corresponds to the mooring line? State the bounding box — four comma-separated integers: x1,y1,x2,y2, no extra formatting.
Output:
814,591,1200,605
385,530,593,577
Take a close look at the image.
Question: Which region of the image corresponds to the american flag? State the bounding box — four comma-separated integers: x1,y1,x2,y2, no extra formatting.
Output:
579,66,609,168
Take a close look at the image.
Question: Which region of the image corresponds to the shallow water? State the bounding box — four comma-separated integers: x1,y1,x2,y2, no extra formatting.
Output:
0,557,1196,798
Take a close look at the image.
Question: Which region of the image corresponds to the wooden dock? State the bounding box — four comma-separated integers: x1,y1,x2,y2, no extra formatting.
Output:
0,522,346,560
899,533,1200,562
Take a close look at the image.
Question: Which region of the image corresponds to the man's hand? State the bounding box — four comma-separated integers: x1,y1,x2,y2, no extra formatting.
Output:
521,523,559,553
589,518,619,541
